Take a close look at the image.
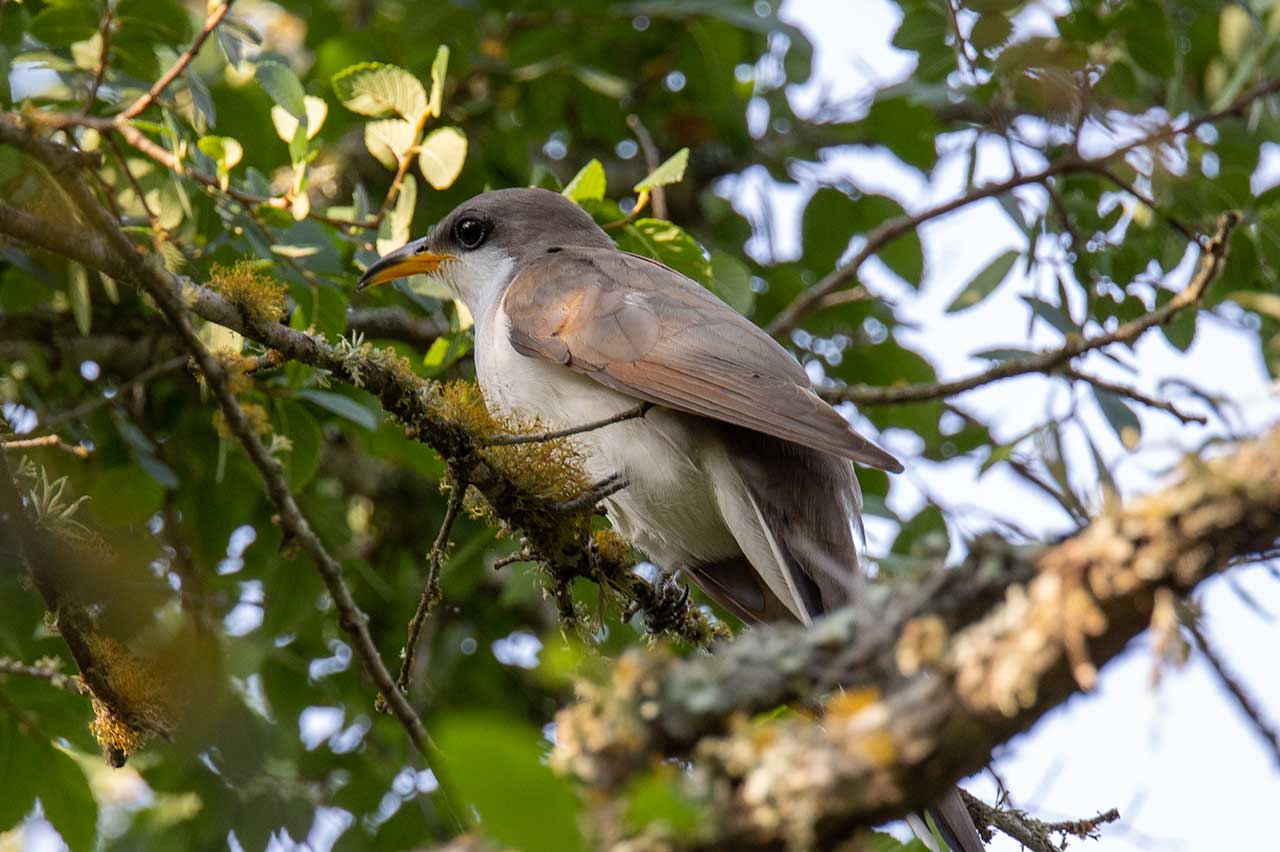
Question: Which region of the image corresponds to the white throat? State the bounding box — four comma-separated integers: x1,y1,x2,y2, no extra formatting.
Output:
431,249,517,326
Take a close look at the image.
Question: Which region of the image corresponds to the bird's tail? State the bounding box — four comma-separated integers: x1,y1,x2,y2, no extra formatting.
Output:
922,786,985,852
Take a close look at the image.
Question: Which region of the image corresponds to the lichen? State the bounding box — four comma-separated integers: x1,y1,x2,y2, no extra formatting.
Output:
208,261,286,325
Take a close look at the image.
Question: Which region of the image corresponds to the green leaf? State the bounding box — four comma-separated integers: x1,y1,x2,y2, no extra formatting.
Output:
437,714,583,852
0,719,39,832
708,250,754,314
297,388,378,430
115,0,191,44
68,262,90,335
197,136,243,188
946,250,1019,312
1092,387,1142,450
970,12,1012,51
562,159,607,203
255,60,307,123
422,333,473,376
332,61,427,120
1116,0,1175,77
418,127,467,190
29,0,100,46
90,465,163,527
802,189,924,286
270,95,328,144
428,45,449,118
38,747,98,852
275,400,322,488
623,771,706,836
616,218,711,283
634,148,690,193
1022,296,1077,336
364,117,415,170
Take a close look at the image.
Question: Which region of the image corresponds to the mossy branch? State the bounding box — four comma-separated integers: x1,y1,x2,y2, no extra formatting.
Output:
551,427,1280,851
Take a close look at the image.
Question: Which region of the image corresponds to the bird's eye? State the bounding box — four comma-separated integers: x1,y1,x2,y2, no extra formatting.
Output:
453,216,489,250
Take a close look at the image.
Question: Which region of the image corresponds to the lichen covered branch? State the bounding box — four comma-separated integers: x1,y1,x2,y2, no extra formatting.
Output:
552,427,1280,851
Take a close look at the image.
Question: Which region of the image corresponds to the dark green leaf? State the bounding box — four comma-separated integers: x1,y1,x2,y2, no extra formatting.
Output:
946,250,1019,312
297,389,379,431
38,747,99,852
1092,386,1142,450
437,715,583,852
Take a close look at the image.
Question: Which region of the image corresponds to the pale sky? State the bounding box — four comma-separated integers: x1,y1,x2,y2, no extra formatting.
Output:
772,0,1280,849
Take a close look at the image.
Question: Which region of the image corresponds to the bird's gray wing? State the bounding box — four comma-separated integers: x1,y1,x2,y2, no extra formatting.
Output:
501,247,902,471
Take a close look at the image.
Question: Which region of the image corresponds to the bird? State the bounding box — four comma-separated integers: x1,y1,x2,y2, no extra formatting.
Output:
358,187,985,852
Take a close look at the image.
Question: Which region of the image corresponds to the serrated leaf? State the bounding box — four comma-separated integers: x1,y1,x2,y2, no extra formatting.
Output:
270,95,328,143
946,249,1019,313
296,389,378,431
333,61,427,120
255,60,307,122
418,127,467,190
616,218,710,283
364,117,415,170
428,45,449,118
634,148,689,192
562,159,606,203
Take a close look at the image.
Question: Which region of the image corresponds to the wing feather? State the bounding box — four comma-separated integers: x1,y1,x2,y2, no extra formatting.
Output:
502,248,902,472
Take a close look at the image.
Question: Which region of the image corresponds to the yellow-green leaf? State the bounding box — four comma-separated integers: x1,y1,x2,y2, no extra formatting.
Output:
562,159,606,203
333,61,427,120
634,147,689,192
418,126,467,190
428,45,449,118
270,95,328,143
364,117,415,170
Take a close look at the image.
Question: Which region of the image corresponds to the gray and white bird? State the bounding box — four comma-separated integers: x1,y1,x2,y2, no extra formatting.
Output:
359,187,983,852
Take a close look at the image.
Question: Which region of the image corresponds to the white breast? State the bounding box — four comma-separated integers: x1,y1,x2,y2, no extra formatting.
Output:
474,303,741,569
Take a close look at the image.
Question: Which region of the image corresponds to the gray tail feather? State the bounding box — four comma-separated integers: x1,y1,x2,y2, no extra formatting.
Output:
927,786,985,852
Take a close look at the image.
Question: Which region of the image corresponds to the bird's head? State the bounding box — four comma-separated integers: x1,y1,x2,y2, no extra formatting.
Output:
357,187,613,311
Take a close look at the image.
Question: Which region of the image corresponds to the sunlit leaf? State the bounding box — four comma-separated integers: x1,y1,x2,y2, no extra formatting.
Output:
418,126,467,190
333,61,427,120
255,60,308,122
634,147,690,192
562,159,607,203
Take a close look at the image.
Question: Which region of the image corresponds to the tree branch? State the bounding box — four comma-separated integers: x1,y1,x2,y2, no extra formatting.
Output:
827,212,1236,406
118,0,237,121
0,114,718,649
552,427,1280,850
0,115,442,768
766,75,1280,338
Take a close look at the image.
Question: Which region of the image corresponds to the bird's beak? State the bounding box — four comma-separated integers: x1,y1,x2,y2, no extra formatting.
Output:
357,240,455,290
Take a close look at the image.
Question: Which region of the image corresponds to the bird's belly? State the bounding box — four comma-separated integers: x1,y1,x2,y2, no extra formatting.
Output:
475,316,738,568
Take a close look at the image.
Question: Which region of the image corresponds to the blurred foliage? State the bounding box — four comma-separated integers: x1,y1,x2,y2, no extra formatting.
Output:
0,0,1278,850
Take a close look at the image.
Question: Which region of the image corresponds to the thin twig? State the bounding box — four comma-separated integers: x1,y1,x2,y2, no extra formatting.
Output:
33,355,188,435
0,659,89,694
1063,367,1207,425
626,114,666,219
0,434,89,457
829,212,1238,406
118,0,237,121
481,403,650,447
392,479,466,699
766,77,1280,336
5,121,448,788
1089,162,1198,245
551,472,628,513
82,4,113,115
962,789,1119,851
1183,613,1280,769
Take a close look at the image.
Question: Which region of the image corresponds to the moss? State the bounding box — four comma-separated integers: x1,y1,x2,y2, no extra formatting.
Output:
208,261,286,325
85,634,178,762
212,401,270,439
